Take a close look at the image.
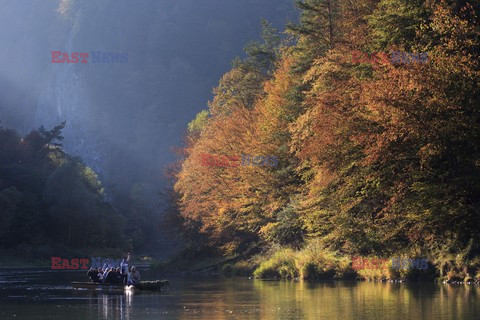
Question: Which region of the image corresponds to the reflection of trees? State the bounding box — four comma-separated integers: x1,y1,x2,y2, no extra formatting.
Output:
251,280,480,320
176,279,250,320
81,280,480,319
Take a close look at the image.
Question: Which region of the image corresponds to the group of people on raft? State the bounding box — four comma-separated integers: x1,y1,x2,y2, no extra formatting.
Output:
86,254,141,286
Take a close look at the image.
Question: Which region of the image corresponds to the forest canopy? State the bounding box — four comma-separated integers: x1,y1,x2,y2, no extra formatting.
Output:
173,0,480,278
0,122,127,259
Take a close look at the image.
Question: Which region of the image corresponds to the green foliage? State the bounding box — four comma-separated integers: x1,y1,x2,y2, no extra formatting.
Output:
0,124,125,256
39,121,66,147
187,110,210,133
368,0,430,50
240,19,282,76
253,248,298,279
287,0,338,73
209,20,283,116
173,0,480,280
295,239,354,279
253,241,355,280
260,205,305,247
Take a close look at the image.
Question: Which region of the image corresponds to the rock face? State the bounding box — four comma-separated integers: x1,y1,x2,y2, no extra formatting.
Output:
34,13,104,175
1,0,297,197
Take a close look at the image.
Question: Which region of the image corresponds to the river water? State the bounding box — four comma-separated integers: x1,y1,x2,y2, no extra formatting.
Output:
0,269,479,319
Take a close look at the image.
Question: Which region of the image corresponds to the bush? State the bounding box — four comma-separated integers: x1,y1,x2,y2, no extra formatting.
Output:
253,248,298,279
295,239,354,280
357,265,388,281
253,240,355,280
356,256,437,281
253,242,468,282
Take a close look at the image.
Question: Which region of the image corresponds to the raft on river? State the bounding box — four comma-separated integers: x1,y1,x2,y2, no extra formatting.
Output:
72,280,169,291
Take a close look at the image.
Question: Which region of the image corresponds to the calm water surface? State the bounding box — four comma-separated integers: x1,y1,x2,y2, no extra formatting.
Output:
0,269,479,319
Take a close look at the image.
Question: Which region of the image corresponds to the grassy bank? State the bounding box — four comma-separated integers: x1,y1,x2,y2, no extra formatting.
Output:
247,240,480,283
252,240,356,280
130,239,480,284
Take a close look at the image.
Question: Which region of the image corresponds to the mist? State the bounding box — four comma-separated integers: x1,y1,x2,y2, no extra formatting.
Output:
0,0,297,205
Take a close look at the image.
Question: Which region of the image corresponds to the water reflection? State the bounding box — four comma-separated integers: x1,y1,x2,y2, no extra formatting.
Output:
248,280,480,320
1,270,480,320
80,290,133,320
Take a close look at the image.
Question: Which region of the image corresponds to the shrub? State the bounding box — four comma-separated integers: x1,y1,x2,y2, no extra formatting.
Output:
295,240,338,280
253,239,354,280
356,267,387,281
253,248,298,279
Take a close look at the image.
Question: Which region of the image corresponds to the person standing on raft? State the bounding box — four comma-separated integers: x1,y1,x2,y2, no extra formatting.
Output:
120,253,131,285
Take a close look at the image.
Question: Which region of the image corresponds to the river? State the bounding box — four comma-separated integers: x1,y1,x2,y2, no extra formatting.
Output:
0,269,479,319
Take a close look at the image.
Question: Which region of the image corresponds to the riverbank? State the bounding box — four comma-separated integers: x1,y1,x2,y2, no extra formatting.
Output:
158,240,480,284
245,241,480,284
